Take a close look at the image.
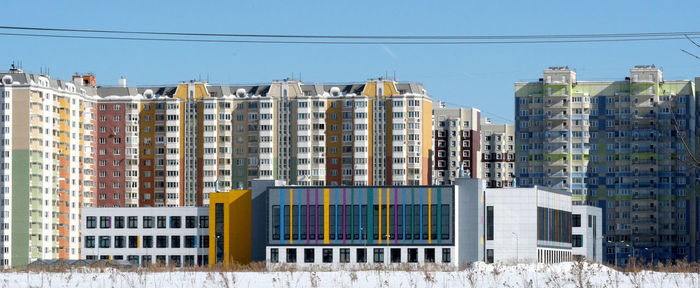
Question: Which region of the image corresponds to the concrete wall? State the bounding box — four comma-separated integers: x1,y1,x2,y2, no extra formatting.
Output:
572,205,603,263
454,178,484,264
81,207,209,266
485,188,539,263
251,179,286,262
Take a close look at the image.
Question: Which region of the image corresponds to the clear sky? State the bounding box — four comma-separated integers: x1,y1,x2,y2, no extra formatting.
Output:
3,0,700,122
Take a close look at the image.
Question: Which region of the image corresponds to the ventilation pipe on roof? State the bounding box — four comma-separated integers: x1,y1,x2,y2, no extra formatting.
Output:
330,87,341,96
236,88,246,98
1,75,12,85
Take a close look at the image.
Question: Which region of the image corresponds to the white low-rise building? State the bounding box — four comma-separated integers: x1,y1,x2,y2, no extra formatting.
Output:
484,186,573,264
572,205,603,263
81,207,210,266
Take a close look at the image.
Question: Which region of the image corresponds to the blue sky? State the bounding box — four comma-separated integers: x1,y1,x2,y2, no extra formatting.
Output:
3,0,700,122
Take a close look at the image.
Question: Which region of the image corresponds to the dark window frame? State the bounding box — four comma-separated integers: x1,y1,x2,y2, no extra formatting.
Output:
323,248,333,263
86,216,96,229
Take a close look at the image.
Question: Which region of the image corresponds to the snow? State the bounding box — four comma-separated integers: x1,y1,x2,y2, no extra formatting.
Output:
1,262,699,287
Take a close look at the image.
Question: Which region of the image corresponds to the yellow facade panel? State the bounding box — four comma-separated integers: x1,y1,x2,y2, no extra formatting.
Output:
208,190,252,266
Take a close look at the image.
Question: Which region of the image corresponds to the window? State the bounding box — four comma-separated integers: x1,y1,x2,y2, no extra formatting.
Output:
390,248,401,263
323,248,333,263
373,248,384,263
85,236,95,248
114,216,125,229
86,216,96,229
486,206,494,240
128,216,138,229
199,216,209,228
486,249,494,264
156,236,168,248
424,248,435,263
169,256,181,267
572,235,583,247
304,249,315,263
157,216,166,228
572,214,581,227
270,248,279,263
143,236,153,248
143,216,154,228
356,248,367,263
171,236,180,248
442,248,451,263
114,236,126,248
170,216,181,228
186,216,196,228
184,236,196,248
100,216,111,229
199,235,209,248
340,248,350,263
286,248,297,263
408,248,418,263
128,236,138,248
99,236,111,248
441,204,449,240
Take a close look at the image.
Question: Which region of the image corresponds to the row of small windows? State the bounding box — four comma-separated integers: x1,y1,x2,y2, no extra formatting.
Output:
85,235,209,249
85,255,208,267
270,247,450,264
86,215,208,229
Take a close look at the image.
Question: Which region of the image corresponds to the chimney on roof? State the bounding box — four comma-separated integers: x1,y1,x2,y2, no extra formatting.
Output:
71,74,97,87
118,77,127,88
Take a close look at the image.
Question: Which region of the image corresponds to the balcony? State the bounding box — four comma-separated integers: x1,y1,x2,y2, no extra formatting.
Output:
632,229,656,235
546,101,568,108
632,217,657,223
548,113,569,119
632,159,657,165
632,193,658,200
550,171,568,177
547,160,569,166
631,147,657,153
633,241,656,248
632,206,657,212
659,229,677,235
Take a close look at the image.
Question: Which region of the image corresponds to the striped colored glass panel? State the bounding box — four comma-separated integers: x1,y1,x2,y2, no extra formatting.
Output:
378,188,382,244
323,188,330,244
280,189,284,244
428,188,432,243
289,189,293,244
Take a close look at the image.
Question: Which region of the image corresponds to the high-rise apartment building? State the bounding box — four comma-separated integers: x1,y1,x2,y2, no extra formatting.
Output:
0,68,436,267
515,66,699,262
432,104,481,185
480,118,515,188
0,67,97,267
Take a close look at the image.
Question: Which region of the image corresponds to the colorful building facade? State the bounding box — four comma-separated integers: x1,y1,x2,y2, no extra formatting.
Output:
515,66,699,262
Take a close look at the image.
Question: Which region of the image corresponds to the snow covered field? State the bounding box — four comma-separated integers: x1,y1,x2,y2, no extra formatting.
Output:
1,262,699,287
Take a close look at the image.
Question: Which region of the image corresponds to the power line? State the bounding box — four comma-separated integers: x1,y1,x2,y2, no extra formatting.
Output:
1,32,700,45
1,25,700,40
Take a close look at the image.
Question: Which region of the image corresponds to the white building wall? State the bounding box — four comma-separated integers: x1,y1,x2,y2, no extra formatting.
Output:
485,188,539,263
572,205,603,263
81,207,209,266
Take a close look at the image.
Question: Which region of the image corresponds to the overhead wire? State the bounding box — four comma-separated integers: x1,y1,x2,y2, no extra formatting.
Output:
1,32,700,45
1,25,700,40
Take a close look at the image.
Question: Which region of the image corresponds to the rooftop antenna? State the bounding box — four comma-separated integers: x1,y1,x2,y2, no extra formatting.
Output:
393,70,396,80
